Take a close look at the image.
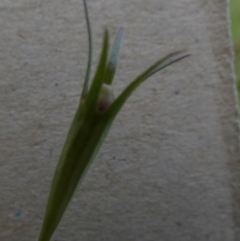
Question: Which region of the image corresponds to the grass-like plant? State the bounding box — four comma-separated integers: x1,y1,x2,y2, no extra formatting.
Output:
37,1,189,241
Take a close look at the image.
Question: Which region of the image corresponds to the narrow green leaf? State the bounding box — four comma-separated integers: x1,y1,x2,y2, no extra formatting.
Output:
37,106,84,241
146,51,190,78
105,27,124,85
81,0,93,100
107,51,190,119
38,113,113,241
37,32,109,241
85,30,109,114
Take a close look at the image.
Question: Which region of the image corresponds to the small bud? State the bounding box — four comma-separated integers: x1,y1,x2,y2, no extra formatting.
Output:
97,83,115,112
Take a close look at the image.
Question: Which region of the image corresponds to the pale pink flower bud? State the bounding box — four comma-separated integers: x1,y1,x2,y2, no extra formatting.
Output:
97,83,115,112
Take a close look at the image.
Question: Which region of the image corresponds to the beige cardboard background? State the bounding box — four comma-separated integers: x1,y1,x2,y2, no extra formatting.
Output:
0,0,239,240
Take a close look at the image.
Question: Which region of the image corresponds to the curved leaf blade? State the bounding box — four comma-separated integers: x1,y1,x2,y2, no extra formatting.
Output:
107,51,190,119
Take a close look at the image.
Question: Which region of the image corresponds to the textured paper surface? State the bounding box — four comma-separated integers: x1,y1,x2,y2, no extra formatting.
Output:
0,0,239,240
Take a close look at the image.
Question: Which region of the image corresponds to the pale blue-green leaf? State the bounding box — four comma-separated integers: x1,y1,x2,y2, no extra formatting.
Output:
105,27,124,85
